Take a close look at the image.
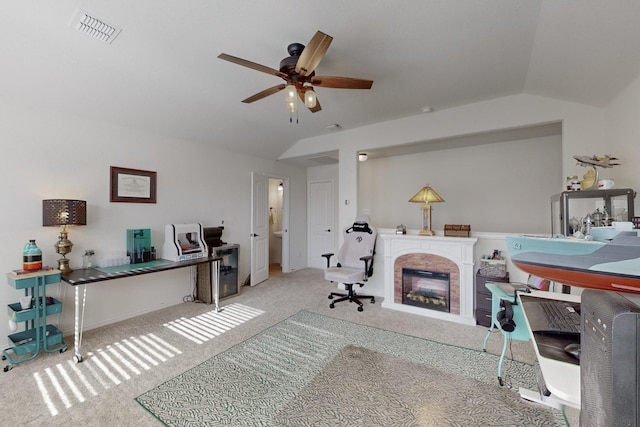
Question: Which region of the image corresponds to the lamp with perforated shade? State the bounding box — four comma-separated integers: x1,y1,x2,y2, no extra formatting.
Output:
43,199,87,274
408,185,444,236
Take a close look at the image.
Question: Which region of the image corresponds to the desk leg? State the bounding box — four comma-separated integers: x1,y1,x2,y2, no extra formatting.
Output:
482,323,510,386
497,333,509,386
73,285,87,363
213,260,220,312
482,324,497,351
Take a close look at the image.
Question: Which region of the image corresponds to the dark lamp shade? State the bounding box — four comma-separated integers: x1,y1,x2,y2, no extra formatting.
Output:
43,199,87,226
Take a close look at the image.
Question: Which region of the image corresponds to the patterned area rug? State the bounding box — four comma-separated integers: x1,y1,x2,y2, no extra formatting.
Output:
136,311,566,426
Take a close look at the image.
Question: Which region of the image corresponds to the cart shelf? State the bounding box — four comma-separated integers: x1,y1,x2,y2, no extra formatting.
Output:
3,270,67,371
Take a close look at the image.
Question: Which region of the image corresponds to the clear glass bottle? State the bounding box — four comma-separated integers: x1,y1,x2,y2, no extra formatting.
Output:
23,239,43,271
83,250,96,269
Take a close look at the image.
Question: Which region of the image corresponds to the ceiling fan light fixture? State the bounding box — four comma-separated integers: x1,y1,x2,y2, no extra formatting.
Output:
285,84,297,103
304,87,317,108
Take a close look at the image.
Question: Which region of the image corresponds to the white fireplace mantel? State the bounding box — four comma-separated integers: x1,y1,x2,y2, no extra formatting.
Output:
381,233,478,325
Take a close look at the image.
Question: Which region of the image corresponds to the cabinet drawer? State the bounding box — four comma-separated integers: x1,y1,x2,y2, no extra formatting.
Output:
476,309,493,327
475,293,493,311
476,285,492,298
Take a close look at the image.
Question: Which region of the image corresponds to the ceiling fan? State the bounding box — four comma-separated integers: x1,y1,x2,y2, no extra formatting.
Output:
218,31,373,116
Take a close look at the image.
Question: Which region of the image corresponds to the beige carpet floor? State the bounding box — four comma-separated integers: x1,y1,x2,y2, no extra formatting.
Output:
0,268,575,426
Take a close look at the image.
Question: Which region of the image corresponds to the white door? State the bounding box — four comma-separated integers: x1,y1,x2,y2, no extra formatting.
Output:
251,172,269,285
307,180,335,269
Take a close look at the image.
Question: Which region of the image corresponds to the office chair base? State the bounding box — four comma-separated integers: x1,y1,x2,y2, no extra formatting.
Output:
328,288,375,312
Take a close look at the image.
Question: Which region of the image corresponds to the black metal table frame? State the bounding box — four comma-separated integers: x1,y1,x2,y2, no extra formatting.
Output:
61,256,220,363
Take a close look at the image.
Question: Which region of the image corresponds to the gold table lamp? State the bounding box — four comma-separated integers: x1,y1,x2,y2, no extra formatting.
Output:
409,185,444,236
43,199,87,274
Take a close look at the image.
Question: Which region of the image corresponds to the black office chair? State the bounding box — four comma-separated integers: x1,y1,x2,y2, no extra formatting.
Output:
322,216,377,312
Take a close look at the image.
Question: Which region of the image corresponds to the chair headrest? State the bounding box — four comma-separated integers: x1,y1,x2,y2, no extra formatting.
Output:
347,216,373,234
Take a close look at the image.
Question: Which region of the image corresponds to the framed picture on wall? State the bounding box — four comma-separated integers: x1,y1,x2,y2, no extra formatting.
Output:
110,166,157,203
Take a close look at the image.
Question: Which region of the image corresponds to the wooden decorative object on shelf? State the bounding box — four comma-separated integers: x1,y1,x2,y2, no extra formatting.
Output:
444,224,471,237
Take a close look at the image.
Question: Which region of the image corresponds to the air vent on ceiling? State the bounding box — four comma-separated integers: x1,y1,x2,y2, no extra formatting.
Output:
70,9,121,44
305,155,339,165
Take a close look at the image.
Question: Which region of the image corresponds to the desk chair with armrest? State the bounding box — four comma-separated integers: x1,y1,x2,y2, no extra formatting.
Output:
322,216,377,312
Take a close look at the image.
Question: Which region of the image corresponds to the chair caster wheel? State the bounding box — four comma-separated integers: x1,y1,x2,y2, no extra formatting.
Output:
73,354,84,363
328,295,333,300
357,306,364,312
498,377,504,387
4,365,12,372
329,303,335,309
371,299,375,304
1,355,5,361
60,347,67,354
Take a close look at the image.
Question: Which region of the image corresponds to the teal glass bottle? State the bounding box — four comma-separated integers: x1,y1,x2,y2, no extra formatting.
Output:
23,239,43,271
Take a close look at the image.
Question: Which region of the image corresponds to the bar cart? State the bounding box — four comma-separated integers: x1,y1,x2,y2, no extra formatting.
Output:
3,269,67,372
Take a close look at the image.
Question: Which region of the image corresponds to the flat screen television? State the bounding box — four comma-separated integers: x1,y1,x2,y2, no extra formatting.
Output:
581,289,640,427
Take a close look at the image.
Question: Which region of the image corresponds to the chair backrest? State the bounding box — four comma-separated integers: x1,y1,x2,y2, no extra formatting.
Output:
336,216,377,269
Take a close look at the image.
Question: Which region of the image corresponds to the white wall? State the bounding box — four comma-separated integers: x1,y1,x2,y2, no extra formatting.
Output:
359,134,562,233
0,101,307,339
606,72,640,216
282,93,608,235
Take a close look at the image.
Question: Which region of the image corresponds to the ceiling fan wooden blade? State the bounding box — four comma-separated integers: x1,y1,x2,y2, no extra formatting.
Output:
309,97,322,113
297,89,322,113
295,31,333,77
218,53,288,80
310,76,374,89
242,84,286,103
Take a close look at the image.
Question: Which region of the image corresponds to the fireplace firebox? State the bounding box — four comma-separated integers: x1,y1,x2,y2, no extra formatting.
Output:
402,268,450,312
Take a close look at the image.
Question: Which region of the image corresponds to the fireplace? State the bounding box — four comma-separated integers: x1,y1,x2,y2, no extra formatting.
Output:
402,268,450,312
381,234,477,325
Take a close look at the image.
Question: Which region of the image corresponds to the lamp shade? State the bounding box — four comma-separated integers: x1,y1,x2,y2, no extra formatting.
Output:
408,185,444,205
43,199,87,226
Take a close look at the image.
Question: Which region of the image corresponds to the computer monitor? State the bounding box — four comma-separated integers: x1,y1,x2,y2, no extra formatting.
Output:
580,289,640,427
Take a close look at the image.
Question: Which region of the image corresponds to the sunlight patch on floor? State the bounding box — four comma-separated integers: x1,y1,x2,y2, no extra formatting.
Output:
164,303,264,344
31,302,264,416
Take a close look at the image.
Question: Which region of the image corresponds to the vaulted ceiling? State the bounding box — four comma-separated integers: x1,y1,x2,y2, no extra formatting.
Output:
2,1,640,161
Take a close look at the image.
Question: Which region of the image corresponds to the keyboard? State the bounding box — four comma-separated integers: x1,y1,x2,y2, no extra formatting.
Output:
537,300,581,334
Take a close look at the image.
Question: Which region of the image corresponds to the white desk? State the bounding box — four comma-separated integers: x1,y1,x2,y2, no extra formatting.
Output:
518,290,581,409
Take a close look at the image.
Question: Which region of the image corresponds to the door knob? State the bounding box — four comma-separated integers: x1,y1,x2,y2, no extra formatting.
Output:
251,233,259,237
325,229,331,232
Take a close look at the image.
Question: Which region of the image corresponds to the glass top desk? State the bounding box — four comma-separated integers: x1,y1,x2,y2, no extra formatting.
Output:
61,256,221,363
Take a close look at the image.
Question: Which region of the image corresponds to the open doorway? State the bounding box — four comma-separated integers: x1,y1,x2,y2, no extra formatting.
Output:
268,178,285,276
250,173,289,286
